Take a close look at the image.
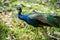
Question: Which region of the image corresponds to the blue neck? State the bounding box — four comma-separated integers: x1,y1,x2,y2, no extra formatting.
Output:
18,11,22,16
18,10,30,23
18,11,26,20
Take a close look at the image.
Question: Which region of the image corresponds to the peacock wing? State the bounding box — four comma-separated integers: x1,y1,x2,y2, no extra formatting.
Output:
29,12,48,24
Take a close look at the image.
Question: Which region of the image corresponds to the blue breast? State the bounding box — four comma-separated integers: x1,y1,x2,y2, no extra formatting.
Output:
18,14,40,27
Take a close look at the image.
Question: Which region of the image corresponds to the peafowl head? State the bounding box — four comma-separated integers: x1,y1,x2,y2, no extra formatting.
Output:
17,5,22,13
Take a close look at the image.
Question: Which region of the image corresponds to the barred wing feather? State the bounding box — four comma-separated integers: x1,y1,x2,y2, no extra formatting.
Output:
29,12,48,24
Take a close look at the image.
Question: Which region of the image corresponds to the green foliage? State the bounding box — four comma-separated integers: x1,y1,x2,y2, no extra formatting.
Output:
51,0,57,3
0,23,10,40
0,2,3,6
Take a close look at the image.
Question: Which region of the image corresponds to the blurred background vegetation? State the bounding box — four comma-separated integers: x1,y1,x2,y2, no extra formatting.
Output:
0,0,60,40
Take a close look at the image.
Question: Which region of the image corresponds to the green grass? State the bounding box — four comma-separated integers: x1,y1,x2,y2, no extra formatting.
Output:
0,23,10,40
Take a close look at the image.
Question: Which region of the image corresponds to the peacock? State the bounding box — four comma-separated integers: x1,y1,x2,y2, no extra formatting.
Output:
17,5,60,39
17,6,60,27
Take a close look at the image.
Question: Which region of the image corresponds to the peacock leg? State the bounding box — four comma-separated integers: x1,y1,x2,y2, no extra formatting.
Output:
41,27,50,39
50,27,55,36
34,27,38,40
